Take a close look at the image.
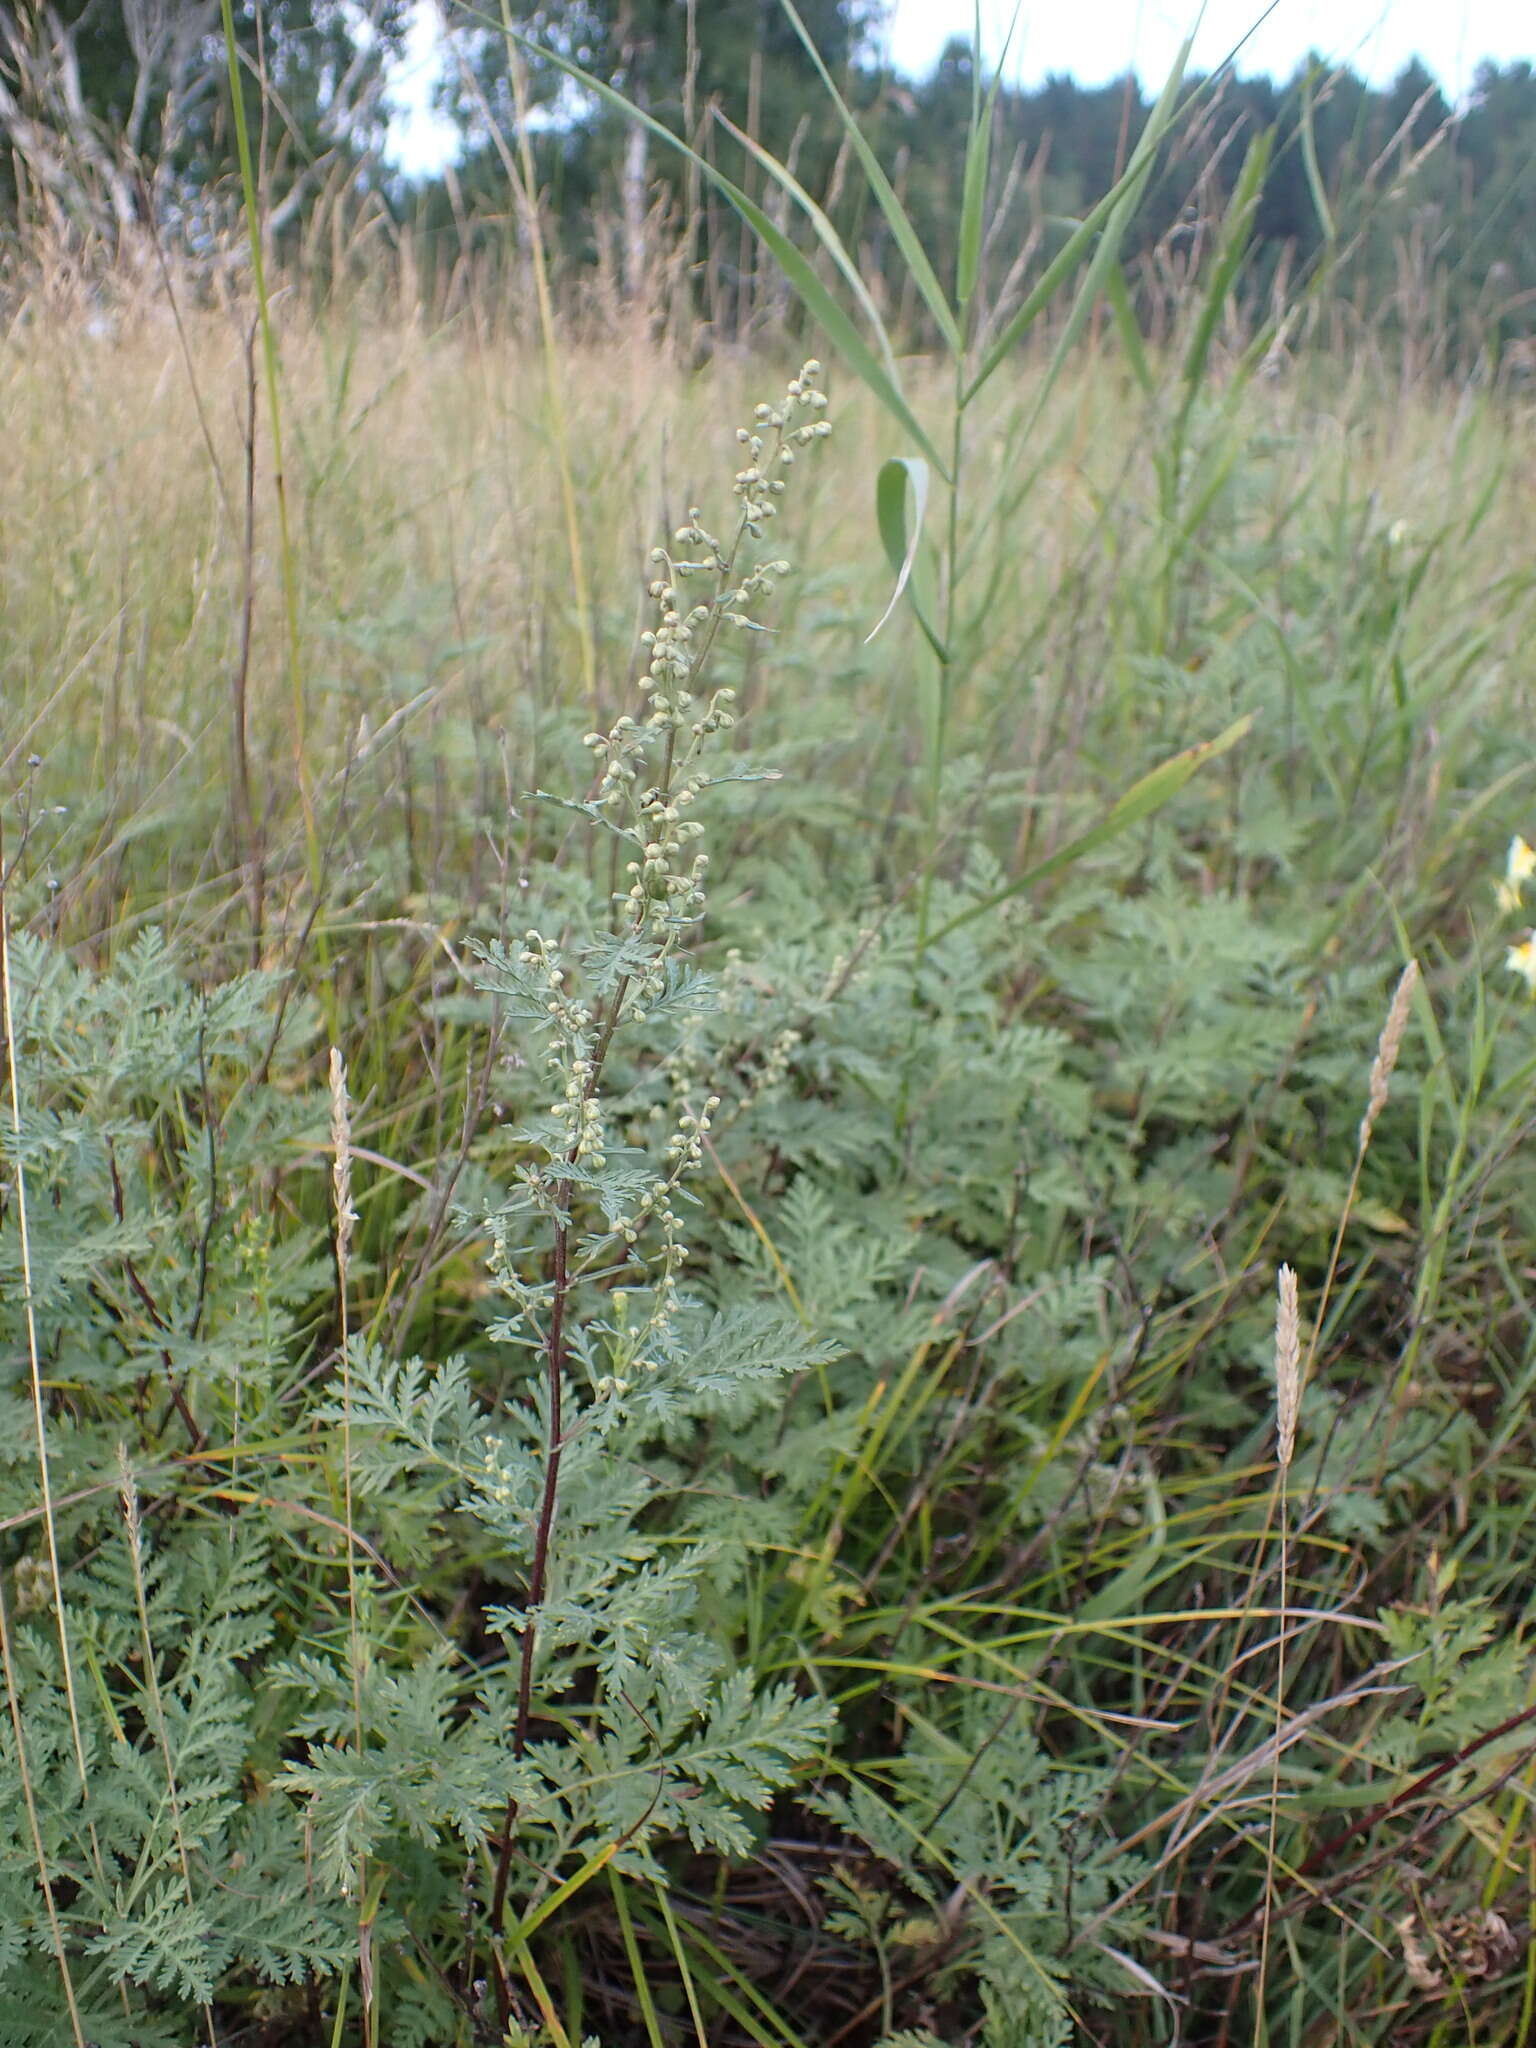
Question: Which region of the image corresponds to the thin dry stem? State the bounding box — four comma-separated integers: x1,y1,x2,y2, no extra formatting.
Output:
0,1576,87,2048
0,891,92,1801
1259,1262,1300,2046
1305,956,1421,1382
328,1044,370,2038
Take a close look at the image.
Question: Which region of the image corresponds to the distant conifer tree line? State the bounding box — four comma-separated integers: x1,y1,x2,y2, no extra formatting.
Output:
4,3,1534,362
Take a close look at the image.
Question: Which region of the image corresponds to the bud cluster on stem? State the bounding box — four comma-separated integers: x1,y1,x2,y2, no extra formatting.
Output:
480,367,831,2015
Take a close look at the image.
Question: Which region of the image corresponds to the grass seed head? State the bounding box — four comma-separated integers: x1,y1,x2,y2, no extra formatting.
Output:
1359,959,1419,1152
1275,1264,1301,1470
328,1046,356,1275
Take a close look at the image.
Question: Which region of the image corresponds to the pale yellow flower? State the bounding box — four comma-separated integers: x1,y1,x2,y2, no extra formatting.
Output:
1498,835,1536,912
1506,934,1536,994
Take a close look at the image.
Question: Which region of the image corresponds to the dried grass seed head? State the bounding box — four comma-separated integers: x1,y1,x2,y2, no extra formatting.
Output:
1274,1264,1301,1470
328,1046,357,1263
1359,959,1419,1152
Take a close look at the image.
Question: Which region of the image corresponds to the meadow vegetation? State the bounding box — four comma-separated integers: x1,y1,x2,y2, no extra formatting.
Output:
7,23,1536,2048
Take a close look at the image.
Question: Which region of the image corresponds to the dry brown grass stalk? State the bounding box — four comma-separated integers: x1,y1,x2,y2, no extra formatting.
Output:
1259,1258,1303,2039
0,1573,86,2046
328,1042,373,2040
1304,956,1422,1385
0,871,92,1795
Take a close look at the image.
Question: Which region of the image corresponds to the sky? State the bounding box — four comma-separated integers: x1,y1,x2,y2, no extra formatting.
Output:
886,0,1532,96
387,0,1535,175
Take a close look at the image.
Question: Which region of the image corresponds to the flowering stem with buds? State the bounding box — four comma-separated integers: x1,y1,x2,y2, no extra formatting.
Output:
480,366,831,2006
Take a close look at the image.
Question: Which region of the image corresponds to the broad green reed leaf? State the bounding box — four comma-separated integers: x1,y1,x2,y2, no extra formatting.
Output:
967,199,1122,402
867,456,945,657
966,35,1193,404
1179,127,1273,404
1023,137,1167,431
1300,63,1337,245
957,3,1021,309
490,15,949,474
716,110,900,383
1106,262,1157,396
777,0,963,356
956,95,993,313
930,713,1255,941
684,171,948,473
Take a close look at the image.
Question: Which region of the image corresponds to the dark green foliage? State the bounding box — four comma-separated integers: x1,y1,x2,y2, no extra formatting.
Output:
0,906,844,2038
0,0,408,245
409,17,1536,359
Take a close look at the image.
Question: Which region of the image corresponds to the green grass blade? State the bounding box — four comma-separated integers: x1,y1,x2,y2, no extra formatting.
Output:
1180,126,1273,400
930,713,1254,941
496,26,948,473
1023,154,1160,422
509,1839,617,1944
1025,51,1198,426
776,0,962,355
956,95,994,311
703,167,948,473
967,36,1193,402
509,1939,575,2048
715,110,899,380
957,2,1021,309
642,1909,813,2048
218,0,317,885
1105,262,1157,396
1300,63,1337,245
607,1872,666,2048
967,198,1123,396
957,93,994,312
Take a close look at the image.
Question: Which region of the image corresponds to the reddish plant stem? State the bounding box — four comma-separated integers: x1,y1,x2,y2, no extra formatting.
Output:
486,1194,569,2021
514,1210,570,1761
485,995,620,2018
478,482,758,2013
1220,1695,1536,1947
506,988,627,1774
1290,1697,1536,1885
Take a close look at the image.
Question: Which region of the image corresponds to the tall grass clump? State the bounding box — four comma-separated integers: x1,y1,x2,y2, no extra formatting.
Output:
8,6,1536,2045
